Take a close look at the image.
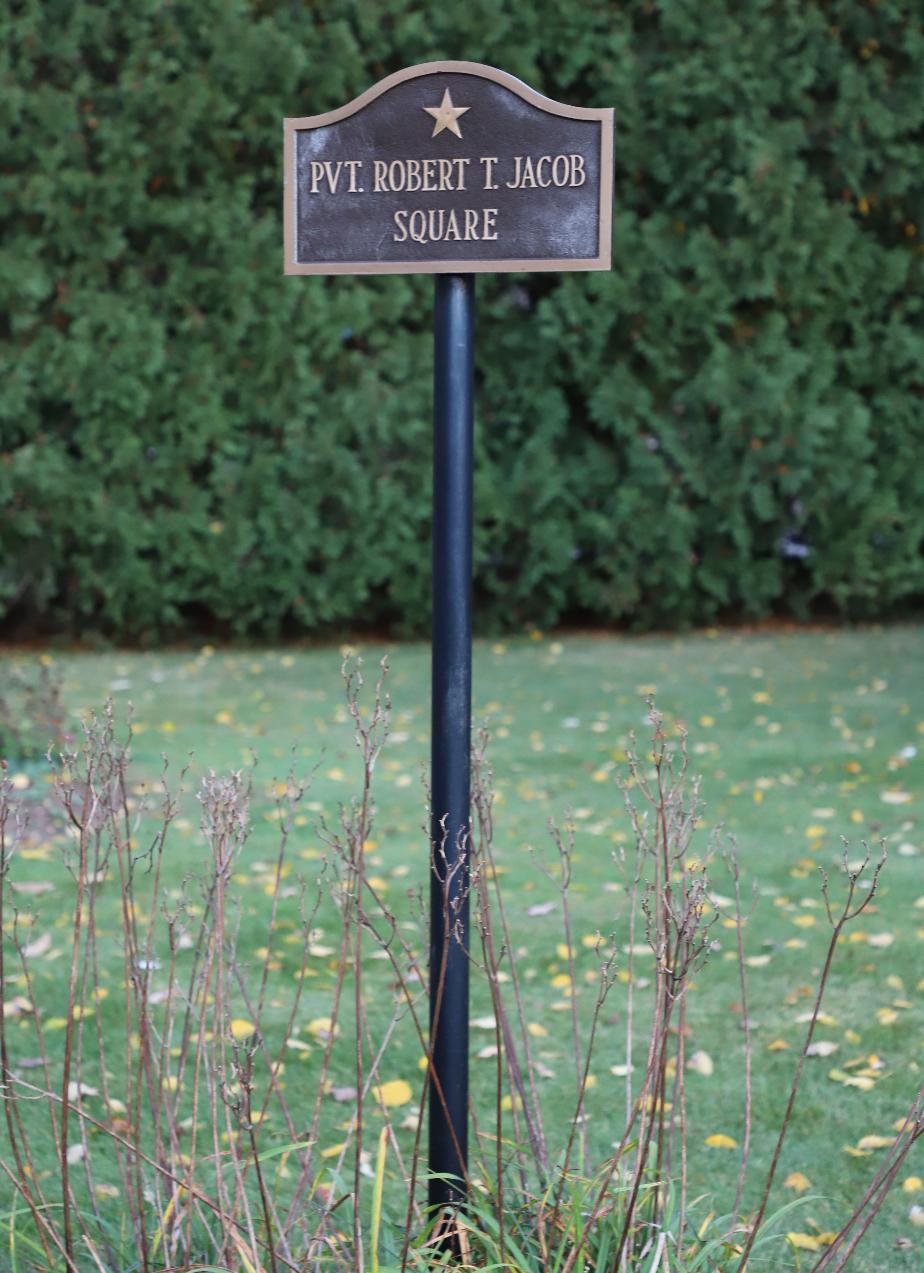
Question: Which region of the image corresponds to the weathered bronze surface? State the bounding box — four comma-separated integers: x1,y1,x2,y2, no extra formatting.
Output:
284,61,613,276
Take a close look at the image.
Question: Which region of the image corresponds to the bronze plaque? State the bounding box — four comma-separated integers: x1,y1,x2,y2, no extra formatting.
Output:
284,61,613,276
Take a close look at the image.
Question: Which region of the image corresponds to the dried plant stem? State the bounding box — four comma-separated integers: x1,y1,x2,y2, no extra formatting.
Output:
553,818,590,1175
737,850,885,1269
0,788,60,1270
810,1092,923,1273
728,851,753,1231
59,764,99,1266
472,734,548,1175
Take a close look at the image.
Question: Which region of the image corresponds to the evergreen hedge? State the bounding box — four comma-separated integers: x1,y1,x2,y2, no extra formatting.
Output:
3,0,923,639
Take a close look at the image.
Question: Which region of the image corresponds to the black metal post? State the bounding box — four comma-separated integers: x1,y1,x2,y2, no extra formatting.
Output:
428,273,474,1220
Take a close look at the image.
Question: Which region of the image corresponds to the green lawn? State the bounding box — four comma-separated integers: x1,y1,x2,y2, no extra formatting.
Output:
3,624,923,1270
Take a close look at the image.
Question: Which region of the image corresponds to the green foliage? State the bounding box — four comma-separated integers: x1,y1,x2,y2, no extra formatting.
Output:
2,0,922,637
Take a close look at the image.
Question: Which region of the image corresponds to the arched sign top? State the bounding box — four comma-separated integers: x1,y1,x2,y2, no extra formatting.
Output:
284,61,613,276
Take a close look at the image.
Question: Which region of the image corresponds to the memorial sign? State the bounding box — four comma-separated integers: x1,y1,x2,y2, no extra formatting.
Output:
284,62,613,1230
284,60,613,275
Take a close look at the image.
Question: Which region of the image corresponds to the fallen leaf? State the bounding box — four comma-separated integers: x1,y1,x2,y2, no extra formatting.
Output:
783,1171,812,1194
787,1232,834,1252
2,996,33,1019
806,1041,839,1058
704,1133,737,1149
857,1134,895,1150
306,1017,338,1041
687,1051,714,1076
372,1079,412,1108
902,1177,923,1193
66,1082,99,1101
829,1068,875,1091
330,1086,358,1103
229,1019,256,1041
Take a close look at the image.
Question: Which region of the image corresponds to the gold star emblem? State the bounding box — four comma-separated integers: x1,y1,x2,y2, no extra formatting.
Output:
423,88,470,139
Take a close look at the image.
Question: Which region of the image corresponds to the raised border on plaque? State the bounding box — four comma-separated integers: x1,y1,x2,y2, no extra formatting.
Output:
284,60,613,277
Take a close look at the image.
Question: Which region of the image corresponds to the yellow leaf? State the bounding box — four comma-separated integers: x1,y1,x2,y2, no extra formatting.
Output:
1,996,33,1019
321,1142,346,1158
230,1019,256,1041
372,1079,412,1108
527,1022,548,1037
787,1233,821,1251
767,1039,791,1051
829,1067,876,1092
704,1133,737,1149
555,944,572,960
783,1171,812,1193
687,1050,714,1077
857,1134,895,1150
902,1177,923,1193
306,1017,338,1040
806,1041,839,1057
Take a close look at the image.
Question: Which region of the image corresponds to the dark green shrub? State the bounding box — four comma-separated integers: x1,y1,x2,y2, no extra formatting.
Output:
2,0,922,638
